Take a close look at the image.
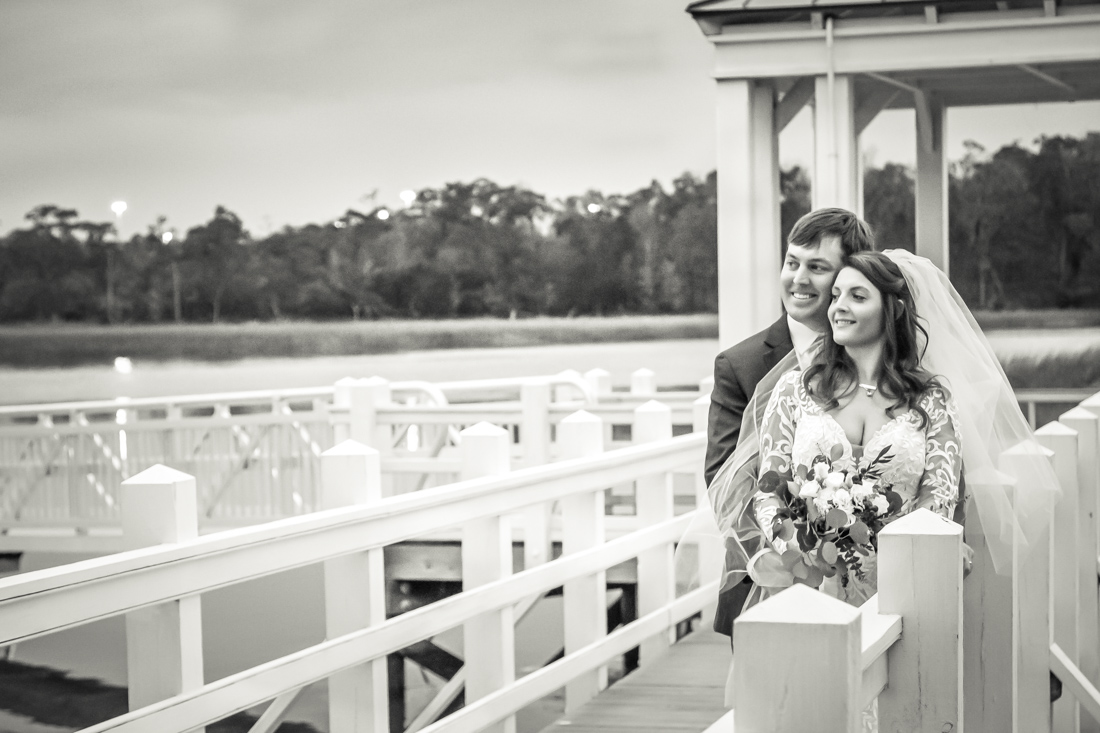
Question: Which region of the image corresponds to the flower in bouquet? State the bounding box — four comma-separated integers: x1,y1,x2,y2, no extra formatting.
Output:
758,443,903,589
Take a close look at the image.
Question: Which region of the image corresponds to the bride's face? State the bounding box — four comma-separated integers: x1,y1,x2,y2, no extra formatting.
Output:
829,267,885,347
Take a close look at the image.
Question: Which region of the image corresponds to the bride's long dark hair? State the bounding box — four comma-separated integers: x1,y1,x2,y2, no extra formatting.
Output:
803,251,940,426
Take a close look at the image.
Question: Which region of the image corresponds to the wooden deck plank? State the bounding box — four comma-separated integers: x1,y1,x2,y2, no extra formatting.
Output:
539,629,731,733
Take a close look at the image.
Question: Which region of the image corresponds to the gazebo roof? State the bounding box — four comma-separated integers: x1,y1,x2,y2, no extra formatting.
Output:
687,0,1100,107
687,0,1099,29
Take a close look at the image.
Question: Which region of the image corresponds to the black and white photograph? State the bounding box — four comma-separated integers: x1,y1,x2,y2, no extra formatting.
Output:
1,1,1099,731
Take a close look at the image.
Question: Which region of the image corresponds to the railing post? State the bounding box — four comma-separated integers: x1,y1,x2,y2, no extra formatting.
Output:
630,368,656,397
1006,440,1055,733
878,508,964,731
692,394,721,627
553,369,584,403
733,584,862,731
321,440,387,733
520,380,552,570
634,400,674,665
121,465,203,715
964,473,1015,733
1061,405,1100,733
460,422,515,733
559,410,607,712
334,377,393,496
1038,422,1082,733
584,368,611,403
698,374,714,395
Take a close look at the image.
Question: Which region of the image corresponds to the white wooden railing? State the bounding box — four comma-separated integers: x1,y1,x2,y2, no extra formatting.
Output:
0,398,722,733
722,389,1100,733
0,370,1080,549
0,369,714,551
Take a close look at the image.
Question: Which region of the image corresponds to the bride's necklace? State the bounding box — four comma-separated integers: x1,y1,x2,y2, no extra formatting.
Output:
858,382,878,398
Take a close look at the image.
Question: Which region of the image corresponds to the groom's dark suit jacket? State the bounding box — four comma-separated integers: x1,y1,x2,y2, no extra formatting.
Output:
705,315,793,638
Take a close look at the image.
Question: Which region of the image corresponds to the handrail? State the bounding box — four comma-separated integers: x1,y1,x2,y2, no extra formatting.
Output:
0,432,704,644
77,553,709,733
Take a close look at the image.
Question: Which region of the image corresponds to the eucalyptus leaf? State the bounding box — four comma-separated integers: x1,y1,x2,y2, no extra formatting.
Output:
821,541,839,565
826,508,847,529
849,521,870,545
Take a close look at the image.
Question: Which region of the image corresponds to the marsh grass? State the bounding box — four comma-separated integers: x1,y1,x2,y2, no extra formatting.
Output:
4,313,1100,391
0,315,718,369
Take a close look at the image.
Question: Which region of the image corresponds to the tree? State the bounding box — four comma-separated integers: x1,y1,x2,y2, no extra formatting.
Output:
179,207,251,322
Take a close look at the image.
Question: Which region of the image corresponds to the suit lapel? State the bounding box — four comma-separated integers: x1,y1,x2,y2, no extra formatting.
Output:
761,316,793,370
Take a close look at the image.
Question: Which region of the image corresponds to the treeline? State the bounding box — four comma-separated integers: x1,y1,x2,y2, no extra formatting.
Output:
1,134,1097,324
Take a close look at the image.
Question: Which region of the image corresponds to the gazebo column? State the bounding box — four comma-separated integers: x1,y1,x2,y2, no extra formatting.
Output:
915,95,949,274
715,78,781,348
812,75,860,214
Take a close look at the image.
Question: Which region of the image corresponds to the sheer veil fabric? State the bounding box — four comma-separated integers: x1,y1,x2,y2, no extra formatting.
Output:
691,249,1060,607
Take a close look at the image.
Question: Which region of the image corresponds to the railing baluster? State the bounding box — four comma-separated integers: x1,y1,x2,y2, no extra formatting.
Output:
634,400,674,665
1038,422,1083,733
878,508,964,730
459,422,515,733
1005,440,1055,733
692,393,721,628
121,465,204,719
734,584,862,731
560,410,607,712
520,380,551,570
1059,405,1100,733
321,440,387,733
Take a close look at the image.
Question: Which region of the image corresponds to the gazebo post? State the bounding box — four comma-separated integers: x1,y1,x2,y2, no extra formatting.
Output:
813,74,860,213
915,95,949,273
715,78,781,348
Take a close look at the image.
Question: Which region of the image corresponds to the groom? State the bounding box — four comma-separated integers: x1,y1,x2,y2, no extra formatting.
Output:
705,207,875,637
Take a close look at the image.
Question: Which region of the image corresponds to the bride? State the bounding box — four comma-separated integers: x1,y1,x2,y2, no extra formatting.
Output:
707,248,1060,613
750,250,961,605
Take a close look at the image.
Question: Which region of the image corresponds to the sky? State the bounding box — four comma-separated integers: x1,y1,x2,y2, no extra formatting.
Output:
1,0,1097,239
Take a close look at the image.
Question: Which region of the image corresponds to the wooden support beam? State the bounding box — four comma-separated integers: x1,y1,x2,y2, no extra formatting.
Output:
854,84,900,136
714,78,781,347
915,94,948,274
813,74,860,213
1019,63,1077,95
776,76,814,133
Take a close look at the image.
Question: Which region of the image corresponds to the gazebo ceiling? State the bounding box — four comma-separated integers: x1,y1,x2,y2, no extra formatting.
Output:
688,0,1100,108
688,0,1100,30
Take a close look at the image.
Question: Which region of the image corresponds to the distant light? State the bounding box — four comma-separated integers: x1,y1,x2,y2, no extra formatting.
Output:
587,203,601,214
161,231,173,244
333,220,346,229
376,209,390,221
399,189,417,206
114,356,133,374
110,201,127,217
471,205,483,217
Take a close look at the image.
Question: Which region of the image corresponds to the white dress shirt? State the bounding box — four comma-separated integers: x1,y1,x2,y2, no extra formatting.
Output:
787,315,823,370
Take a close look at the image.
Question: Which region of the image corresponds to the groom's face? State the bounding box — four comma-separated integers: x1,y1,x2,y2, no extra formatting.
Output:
780,235,845,331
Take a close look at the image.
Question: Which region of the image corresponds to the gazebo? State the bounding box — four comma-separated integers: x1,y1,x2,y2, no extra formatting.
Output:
686,0,1100,347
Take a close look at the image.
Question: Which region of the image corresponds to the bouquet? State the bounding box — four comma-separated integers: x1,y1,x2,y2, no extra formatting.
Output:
757,444,904,589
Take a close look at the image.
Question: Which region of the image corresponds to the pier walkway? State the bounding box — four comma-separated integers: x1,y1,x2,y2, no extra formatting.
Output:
539,629,730,733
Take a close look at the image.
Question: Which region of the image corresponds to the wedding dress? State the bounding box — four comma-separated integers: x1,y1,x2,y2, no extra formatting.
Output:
751,369,962,604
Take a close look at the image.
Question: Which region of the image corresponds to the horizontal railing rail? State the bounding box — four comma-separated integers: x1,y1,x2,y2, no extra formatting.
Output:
0,432,704,645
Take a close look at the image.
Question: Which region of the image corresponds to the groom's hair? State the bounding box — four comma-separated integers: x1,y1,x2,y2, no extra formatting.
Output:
787,208,875,258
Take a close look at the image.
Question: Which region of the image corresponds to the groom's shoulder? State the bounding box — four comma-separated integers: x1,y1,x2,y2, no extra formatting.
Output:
717,319,787,365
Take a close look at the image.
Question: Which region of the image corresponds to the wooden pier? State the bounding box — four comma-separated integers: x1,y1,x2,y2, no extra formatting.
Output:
539,629,730,733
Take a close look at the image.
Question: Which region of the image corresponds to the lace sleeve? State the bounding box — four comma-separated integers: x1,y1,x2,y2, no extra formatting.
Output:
754,371,801,541
915,386,963,519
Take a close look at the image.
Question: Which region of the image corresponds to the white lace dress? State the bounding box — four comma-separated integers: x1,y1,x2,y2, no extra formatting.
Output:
750,370,963,731
754,370,963,604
